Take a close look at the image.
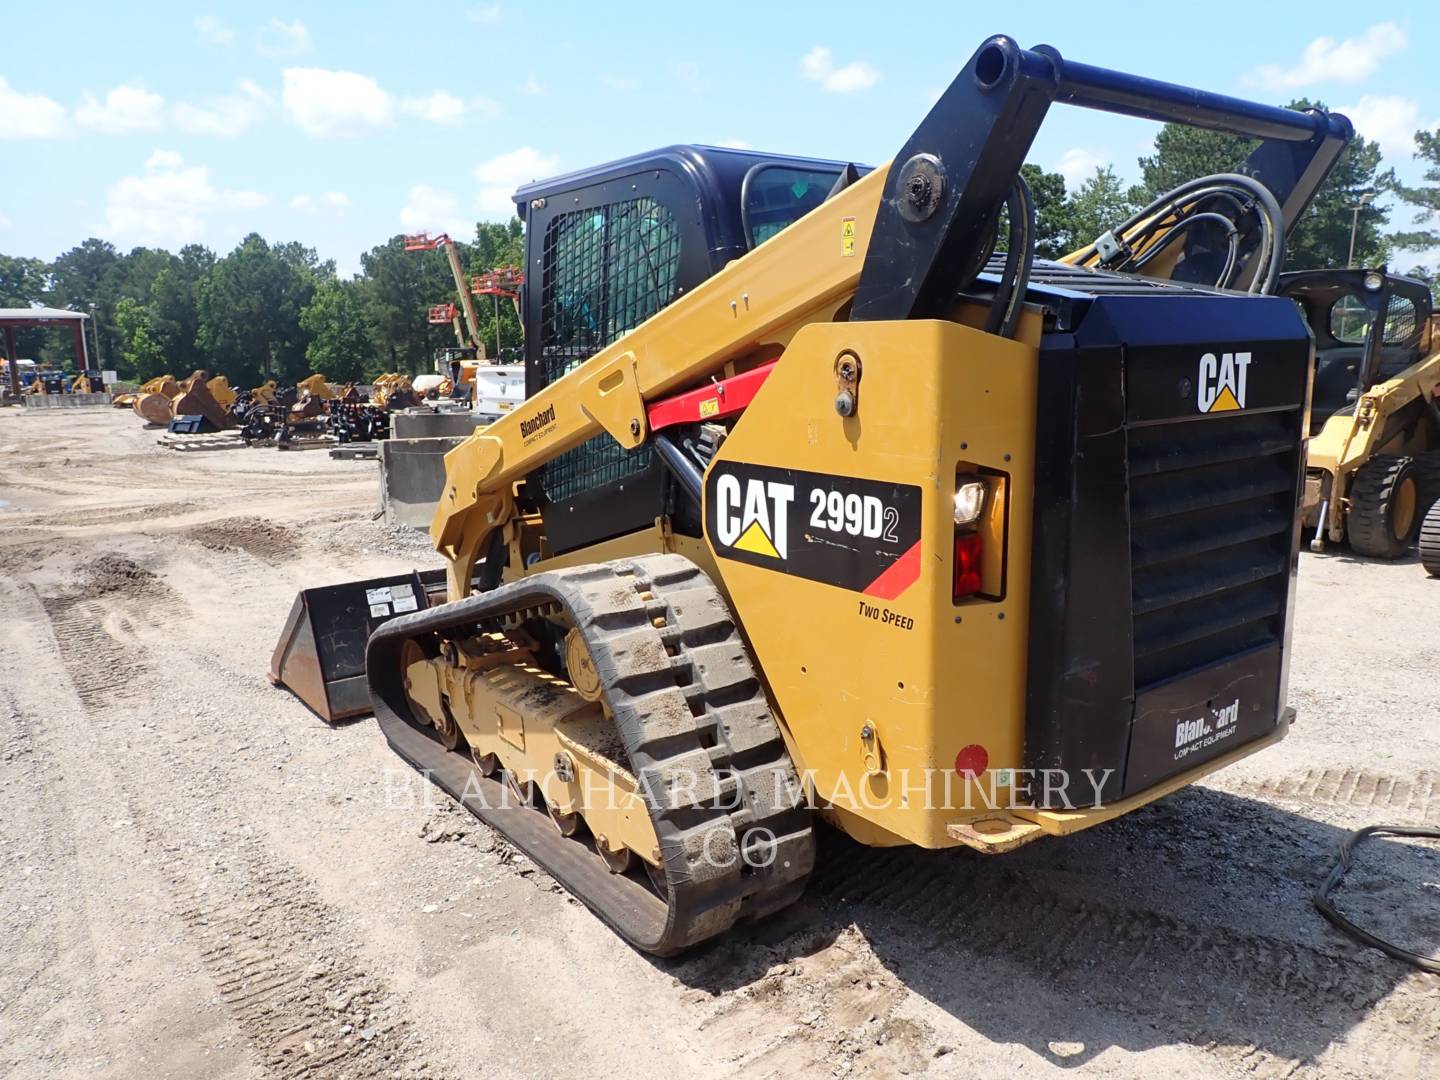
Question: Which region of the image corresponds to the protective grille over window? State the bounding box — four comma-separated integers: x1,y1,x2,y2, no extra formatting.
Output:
538,196,681,501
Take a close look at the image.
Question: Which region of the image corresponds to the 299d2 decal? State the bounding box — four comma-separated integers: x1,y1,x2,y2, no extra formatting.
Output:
705,461,923,599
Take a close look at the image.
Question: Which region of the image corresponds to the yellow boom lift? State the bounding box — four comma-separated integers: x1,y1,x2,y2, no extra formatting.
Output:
273,35,1353,954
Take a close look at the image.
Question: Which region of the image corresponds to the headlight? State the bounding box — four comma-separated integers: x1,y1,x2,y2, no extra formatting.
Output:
1363,271,1384,292
954,477,987,527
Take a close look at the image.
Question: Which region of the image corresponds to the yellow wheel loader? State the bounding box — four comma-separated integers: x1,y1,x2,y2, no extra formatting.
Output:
272,36,1354,954
1280,269,1440,557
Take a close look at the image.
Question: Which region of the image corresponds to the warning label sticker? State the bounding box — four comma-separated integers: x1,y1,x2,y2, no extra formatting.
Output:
841,217,857,257
366,587,392,605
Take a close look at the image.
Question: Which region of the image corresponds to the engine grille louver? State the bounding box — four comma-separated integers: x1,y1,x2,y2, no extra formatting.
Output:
1127,408,1300,689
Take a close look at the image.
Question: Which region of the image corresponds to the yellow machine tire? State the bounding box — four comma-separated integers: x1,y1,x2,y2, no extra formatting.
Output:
1421,501,1440,578
1348,455,1420,559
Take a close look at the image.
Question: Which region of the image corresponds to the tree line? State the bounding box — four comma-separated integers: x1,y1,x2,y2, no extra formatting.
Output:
2,99,1438,388
0,221,525,389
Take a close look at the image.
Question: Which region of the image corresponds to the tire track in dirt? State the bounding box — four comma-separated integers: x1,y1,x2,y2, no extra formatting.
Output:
1220,768,1440,823
183,516,305,563
678,923,934,1078
37,563,433,1079
801,833,1440,1078
36,556,174,708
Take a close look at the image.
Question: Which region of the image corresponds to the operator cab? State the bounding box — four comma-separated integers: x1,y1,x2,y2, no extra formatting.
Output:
1278,269,1432,434
510,145,867,553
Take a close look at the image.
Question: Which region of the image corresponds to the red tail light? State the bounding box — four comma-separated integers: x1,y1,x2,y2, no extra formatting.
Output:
953,532,983,600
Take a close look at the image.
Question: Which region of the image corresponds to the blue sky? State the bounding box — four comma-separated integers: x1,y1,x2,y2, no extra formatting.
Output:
3,3,1437,275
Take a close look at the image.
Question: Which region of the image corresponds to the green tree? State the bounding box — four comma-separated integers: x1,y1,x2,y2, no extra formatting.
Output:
1131,100,1392,271
146,244,214,374
1019,163,1072,259
300,279,374,382
196,234,328,386
1066,166,1139,249
1392,128,1440,251
1404,264,1438,294
48,238,121,361
358,236,455,374
112,296,168,382
0,254,51,358
468,220,526,358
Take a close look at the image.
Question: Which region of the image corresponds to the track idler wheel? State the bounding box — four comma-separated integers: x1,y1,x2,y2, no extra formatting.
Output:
505,769,537,807
548,804,581,836
594,836,631,874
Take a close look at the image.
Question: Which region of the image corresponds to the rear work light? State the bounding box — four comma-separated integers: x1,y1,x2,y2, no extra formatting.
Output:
953,473,988,600
954,532,983,599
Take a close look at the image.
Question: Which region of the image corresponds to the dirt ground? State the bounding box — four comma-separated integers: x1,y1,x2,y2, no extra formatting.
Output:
1,407,1437,1080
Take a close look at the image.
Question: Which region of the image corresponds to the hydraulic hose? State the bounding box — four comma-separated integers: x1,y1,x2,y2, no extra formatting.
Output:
1074,173,1286,293
984,176,1037,340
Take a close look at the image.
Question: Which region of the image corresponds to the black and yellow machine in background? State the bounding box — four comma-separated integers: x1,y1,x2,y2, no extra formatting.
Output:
1279,269,1440,557
273,35,1355,954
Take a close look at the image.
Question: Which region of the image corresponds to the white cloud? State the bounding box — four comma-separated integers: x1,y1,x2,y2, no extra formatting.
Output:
400,183,471,239
291,191,350,213
194,15,234,45
718,138,751,150
282,68,393,136
0,212,12,228
1248,22,1406,90
75,84,166,134
800,46,880,93
599,74,639,92
173,81,270,136
402,91,467,125
467,3,502,22
1337,95,1429,157
257,17,311,59
103,150,267,246
669,61,701,94
0,76,66,138
474,147,558,219
523,74,545,96
401,90,499,125
469,96,501,120
1058,148,1107,190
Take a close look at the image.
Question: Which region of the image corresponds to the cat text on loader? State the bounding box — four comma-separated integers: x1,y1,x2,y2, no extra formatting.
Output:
272,35,1351,954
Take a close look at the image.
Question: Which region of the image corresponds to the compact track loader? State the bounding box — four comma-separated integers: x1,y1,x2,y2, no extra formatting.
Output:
1279,269,1440,556
273,35,1353,954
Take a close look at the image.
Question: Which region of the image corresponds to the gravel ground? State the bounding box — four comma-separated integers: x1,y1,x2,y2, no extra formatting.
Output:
1,407,1437,1080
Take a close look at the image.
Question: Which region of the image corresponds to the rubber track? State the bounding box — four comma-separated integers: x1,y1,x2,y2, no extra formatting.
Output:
1421,500,1440,577
366,553,815,955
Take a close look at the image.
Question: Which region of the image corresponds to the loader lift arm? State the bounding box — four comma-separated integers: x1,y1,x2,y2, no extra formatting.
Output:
431,34,1351,600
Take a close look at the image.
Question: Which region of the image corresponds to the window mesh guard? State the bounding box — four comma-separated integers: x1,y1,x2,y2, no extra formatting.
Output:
538,197,681,502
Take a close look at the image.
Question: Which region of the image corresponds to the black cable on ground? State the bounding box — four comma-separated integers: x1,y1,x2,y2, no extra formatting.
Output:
1313,824,1440,974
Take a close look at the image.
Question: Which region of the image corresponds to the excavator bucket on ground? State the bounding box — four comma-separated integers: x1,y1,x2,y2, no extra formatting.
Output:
169,372,237,433
270,570,444,722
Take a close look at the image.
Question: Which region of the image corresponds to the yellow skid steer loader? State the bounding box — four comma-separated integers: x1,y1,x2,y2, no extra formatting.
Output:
273,35,1352,954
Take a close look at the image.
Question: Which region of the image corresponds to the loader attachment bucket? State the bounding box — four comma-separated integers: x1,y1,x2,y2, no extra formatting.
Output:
270,570,442,723
132,392,174,426
171,377,236,431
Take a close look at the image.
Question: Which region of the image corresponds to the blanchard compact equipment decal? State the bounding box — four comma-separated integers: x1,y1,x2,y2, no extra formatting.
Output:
705,461,922,598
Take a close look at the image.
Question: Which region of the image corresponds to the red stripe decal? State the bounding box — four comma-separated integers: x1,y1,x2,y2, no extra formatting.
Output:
861,539,921,600
646,360,778,432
